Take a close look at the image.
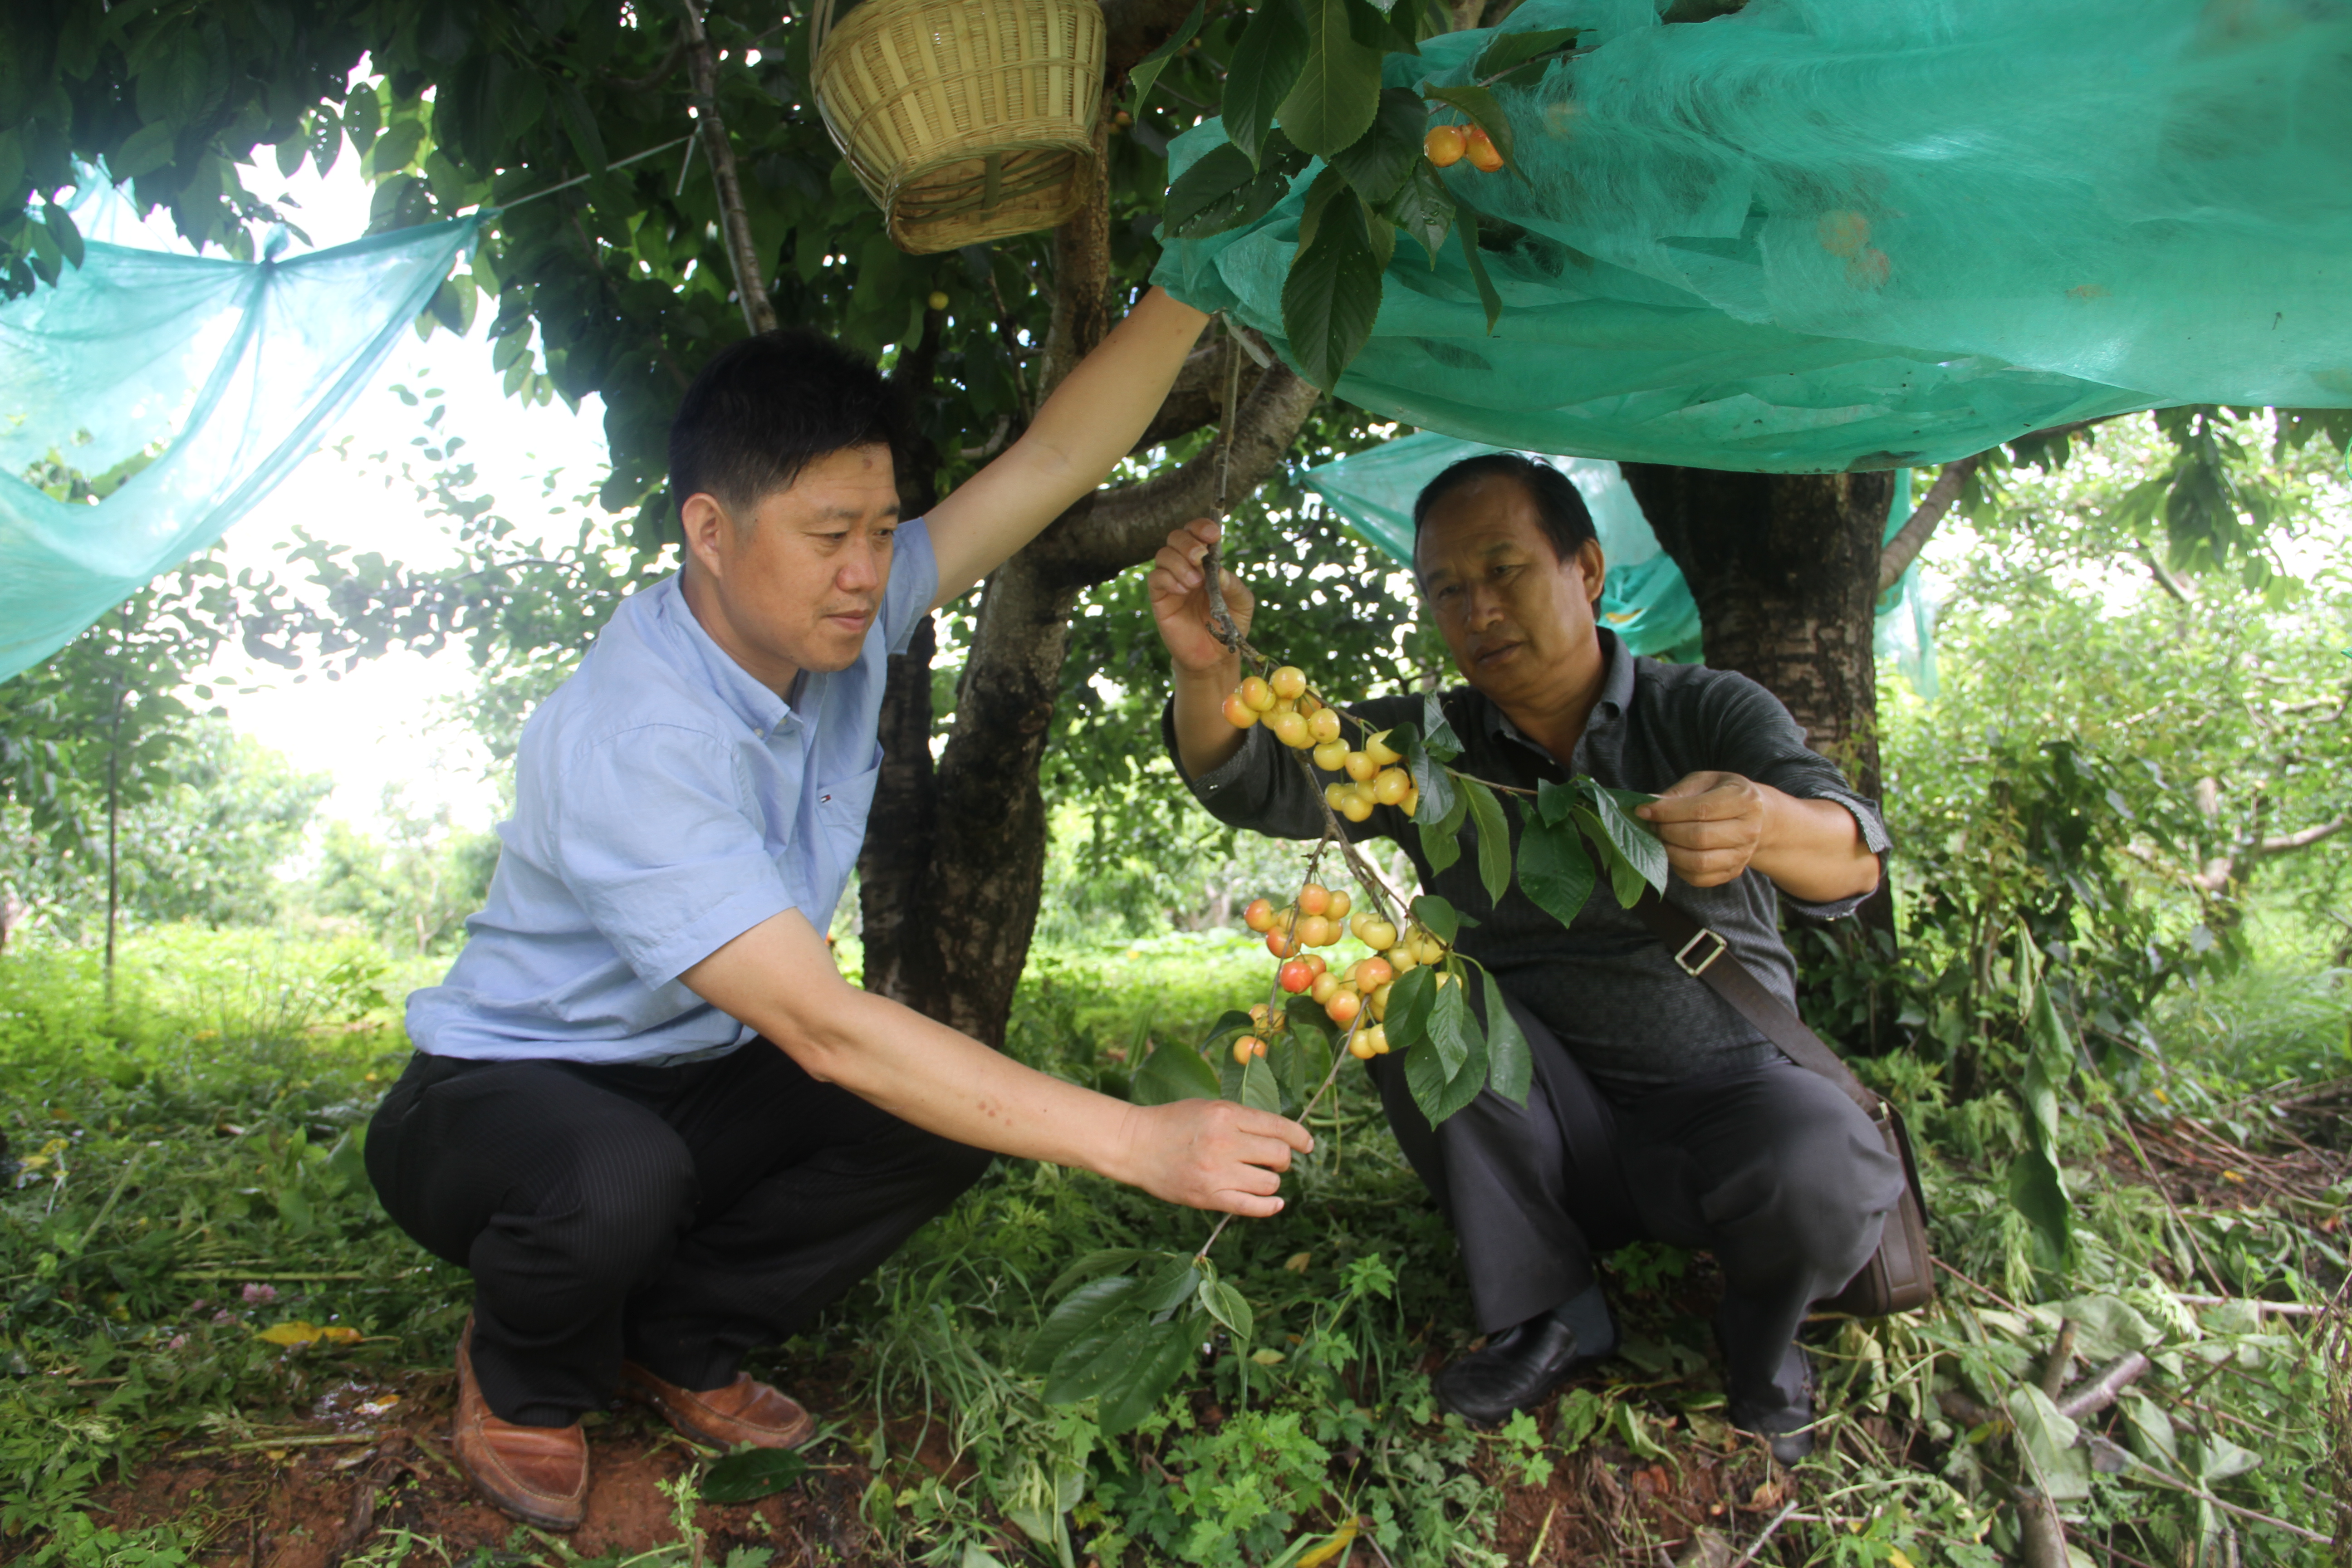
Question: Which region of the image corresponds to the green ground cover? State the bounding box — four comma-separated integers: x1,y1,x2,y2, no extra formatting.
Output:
0,927,2344,1568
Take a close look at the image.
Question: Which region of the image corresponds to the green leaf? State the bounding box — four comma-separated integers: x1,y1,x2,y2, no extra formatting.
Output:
1164,136,1308,240
1028,1275,1143,1385
1404,992,1488,1126
1135,1254,1203,1315
702,1448,810,1504
1280,172,1386,389
1132,1037,1223,1106
1480,969,1531,1105
1517,813,1595,928
1238,1053,1282,1116
1383,966,1436,1051
1278,0,1387,158
554,81,607,176
2005,1387,2092,1501
2007,1147,2073,1267
1419,83,1514,167
1471,26,1582,85
1461,777,1511,907
1587,789,1669,895
1327,88,1426,203
1129,1,1205,113
42,203,83,270
1411,893,1461,944
1200,1278,1254,1345
1418,772,1467,874
1420,692,1463,759
500,69,548,141
1451,192,1503,333
1096,1311,1200,1434
1380,158,1455,265
113,121,180,182
369,119,426,178
1426,972,1479,1077
1044,1248,1162,1298
1374,0,1425,53
1223,0,1311,166
1574,807,1648,909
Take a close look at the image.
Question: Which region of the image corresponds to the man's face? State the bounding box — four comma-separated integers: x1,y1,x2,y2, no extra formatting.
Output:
684,444,902,685
1415,473,1606,709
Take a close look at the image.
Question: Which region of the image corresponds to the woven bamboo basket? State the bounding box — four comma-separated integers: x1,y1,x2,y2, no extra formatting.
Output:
811,0,1105,255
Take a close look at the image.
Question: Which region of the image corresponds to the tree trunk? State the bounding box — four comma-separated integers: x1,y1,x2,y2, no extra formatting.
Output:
1616,466,1898,955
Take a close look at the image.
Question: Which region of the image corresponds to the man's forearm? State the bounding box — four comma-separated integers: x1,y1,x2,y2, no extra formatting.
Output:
1754,789,1881,902
1024,288,1211,478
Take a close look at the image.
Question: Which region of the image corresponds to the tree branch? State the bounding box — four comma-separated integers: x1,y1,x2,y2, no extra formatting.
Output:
1041,363,1319,583
1130,335,1243,454
1877,455,1977,591
678,0,776,335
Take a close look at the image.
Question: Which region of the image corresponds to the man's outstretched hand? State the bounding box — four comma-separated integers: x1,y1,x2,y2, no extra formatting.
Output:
1637,770,1880,901
1148,517,1255,674
1114,1097,1313,1218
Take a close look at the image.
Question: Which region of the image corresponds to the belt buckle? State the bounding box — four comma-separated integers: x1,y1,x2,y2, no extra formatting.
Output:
1674,926,1728,977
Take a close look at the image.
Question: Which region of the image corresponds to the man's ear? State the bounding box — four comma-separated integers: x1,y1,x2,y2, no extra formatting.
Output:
1576,537,1607,608
679,492,731,581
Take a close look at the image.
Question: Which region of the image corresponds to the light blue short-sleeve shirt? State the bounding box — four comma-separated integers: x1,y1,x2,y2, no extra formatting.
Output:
404,519,937,1065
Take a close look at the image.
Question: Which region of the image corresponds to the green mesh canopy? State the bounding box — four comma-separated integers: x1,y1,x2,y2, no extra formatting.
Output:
0,181,483,684
1299,432,1936,692
1156,0,2352,473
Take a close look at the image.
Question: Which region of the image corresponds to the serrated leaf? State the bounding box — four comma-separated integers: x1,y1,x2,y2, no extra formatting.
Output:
1461,778,1511,907
554,81,606,176
42,203,83,270
1411,894,1461,944
1518,813,1595,927
1588,789,1669,895
1380,158,1454,265
1096,1311,1199,1435
1420,692,1463,759
1278,0,1386,158
1223,0,1310,166
1471,26,1581,83
113,121,180,182
1135,1254,1203,1315
1480,970,1530,1105
1282,174,1386,389
1452,192,1503,333
369,119,426,178
1384,966,1436,1050
1575,806,1649,909
1027,1275,1142,1382
1238,1053,1282,1116
702,1448,809,1503
1044,1248,1161,1298
1201,1279,1254,1345
1129,0,1205,114
1132,1037,1223,1107
1164,138,1305,240
1405,992,1489,1126
1327,88,1425,203
1420,83,1513,166
1418,772,1466,873
1426,972,1479,1076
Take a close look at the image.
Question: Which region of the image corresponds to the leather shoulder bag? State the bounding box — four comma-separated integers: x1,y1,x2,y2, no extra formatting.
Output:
1629,887,1936,1317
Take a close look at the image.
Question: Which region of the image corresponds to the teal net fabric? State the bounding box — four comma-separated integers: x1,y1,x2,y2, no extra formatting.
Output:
1300,432,1936,693
1158,0,2352,473
0,181,483,683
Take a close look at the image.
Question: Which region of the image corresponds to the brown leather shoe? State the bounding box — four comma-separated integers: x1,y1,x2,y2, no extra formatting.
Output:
451,1317,589,1530
620,1362,815,1450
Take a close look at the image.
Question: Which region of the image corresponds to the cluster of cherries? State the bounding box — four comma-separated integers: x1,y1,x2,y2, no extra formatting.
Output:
1229,883,1454,1063
1220,666,1421,822
1423,122,1505,173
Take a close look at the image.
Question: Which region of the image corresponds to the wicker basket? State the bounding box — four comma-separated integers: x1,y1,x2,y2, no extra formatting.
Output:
811,0,1106,255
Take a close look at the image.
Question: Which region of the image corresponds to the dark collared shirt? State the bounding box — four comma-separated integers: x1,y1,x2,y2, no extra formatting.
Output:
1168,630,1890,1094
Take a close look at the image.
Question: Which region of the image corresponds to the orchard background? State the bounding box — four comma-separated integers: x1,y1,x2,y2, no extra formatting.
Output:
3,2,2351,1565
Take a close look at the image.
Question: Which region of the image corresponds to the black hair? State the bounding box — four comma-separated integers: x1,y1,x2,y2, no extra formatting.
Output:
668,328,905,516
1410,452,1598,567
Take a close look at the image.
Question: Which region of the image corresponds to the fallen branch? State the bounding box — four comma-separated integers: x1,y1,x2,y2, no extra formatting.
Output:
2172,1295,2324,1319
2055,1353,2151,1421
1726,1500,1799,1568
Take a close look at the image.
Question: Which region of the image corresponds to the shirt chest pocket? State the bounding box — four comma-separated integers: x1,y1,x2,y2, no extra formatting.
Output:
813,743,886,848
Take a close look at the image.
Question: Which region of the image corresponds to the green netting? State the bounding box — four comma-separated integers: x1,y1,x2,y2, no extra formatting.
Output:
0,180,483,684
1157,0,2352,473
1299,431,1936,692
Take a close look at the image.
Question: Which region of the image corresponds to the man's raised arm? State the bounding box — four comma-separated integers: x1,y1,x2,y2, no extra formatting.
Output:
680,908,1310,1217
925,289,1211,606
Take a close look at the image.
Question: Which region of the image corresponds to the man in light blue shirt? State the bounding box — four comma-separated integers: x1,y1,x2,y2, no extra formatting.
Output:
364,294,1310,1529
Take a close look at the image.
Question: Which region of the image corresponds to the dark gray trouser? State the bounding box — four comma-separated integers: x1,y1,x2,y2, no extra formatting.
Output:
1369,993,1907,1411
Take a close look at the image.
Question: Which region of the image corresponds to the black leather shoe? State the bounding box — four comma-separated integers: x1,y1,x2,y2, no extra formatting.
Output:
1433,1311,1616,1427
1728,1344,1817,1465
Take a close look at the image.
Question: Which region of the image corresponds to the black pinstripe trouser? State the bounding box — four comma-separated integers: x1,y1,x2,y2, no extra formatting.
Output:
364,1042,993,1427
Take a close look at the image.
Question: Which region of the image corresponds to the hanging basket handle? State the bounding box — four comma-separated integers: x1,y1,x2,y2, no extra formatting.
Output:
806,0,839,63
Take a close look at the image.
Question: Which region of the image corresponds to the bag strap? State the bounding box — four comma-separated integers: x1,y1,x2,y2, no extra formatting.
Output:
1625,885,1878,1119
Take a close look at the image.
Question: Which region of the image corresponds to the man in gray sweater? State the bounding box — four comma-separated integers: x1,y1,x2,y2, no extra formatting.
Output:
1147,454,1906,1460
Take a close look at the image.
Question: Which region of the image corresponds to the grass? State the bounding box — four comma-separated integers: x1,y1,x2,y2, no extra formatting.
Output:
0,927,2344,1567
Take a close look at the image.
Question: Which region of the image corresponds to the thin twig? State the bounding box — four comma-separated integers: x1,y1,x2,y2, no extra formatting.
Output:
1727,1500,1799,1568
